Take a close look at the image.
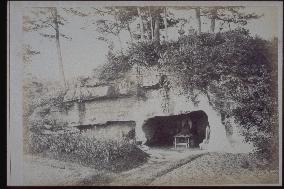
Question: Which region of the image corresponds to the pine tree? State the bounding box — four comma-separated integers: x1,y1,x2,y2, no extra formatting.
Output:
23,7,72,90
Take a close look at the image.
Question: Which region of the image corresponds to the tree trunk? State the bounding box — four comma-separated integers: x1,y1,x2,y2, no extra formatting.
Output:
145,22,151,41
53,8,67,90
148,7,154,41
137,7,145,41
114,10,124,55
127,22,133,43
117,35,124,55
195,7,202,34
163,7,168,41
210,8,217,33
153,13,160,45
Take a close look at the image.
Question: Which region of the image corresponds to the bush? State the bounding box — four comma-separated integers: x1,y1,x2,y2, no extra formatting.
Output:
23,77,67,153
27,132,51,154
27,130,149,171
160,30,278,161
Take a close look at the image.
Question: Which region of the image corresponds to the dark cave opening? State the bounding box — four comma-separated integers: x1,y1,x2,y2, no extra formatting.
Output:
142,111,209,147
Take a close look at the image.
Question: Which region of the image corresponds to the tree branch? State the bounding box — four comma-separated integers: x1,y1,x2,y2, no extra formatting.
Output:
93,7,113,15
60,33,72,40
46,22,56,30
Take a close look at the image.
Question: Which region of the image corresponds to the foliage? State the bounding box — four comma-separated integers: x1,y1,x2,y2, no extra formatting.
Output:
128,41,162,67
23,7,70,89
93,7,137,47
23,76,149,171
98,29,278,161
98,39,178,81
98,50,132,81
23,44,40,64
27,131,149,171
23,77,67,152
201,6,262,31
159,29,278,160
23,5,276,163
23,7,71,40
23,78,66,114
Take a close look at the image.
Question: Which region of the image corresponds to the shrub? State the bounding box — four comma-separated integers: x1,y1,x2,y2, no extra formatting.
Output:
27,132,51,154
27,130,149,171
159,30,278,161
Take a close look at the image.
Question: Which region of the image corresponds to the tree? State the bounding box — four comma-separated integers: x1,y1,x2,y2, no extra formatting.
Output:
93,7,180,48
153,13,160,44
92,7,138,54
209,7,218,33
152,8,163,45
163,7,168,40
137,7,145,41
195,7,202,34
52,8,68,90
115,7,137,44
94,13,124,54
135,7,179,42
170,6,202,34
23,44,40,64
172,6,261,34
202,6,262,33
23,7,71,90
148,6,154,41
154,7,180,43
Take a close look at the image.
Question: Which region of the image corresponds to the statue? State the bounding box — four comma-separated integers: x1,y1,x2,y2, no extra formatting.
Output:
199,124,211,150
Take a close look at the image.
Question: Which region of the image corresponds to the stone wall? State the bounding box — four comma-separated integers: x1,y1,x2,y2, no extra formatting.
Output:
79,121,136,140
61,79,253,152
83,97,137,124
63,102,80,126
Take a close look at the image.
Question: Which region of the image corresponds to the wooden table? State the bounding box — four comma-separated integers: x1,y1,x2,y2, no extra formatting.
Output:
174,135,192,149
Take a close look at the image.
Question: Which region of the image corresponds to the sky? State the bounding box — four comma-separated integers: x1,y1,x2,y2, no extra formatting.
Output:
23,6,279,82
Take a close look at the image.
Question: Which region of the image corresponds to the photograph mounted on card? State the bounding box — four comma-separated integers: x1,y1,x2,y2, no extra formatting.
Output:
7,1,282,186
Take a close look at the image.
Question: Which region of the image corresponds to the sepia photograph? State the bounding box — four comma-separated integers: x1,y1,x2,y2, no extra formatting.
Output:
7,1,283,186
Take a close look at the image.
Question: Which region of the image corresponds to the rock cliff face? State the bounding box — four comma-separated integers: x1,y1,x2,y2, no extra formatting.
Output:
58,66,252,152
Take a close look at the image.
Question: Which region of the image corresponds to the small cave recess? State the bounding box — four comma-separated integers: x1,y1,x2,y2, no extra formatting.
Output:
142,111,209,147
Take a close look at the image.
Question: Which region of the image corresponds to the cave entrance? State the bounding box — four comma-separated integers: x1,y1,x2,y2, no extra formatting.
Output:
142,110,209,148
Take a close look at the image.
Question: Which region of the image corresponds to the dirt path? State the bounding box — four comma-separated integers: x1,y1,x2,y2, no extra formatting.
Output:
23,147,207,186
23,149,279,186
23,155,116,186
150,152,279,186
108,148,208,186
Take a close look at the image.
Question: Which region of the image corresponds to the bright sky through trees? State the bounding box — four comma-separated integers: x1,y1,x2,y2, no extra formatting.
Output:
23,6,278,81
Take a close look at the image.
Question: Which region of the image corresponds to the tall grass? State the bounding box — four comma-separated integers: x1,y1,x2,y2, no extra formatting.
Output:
27,130,149,172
